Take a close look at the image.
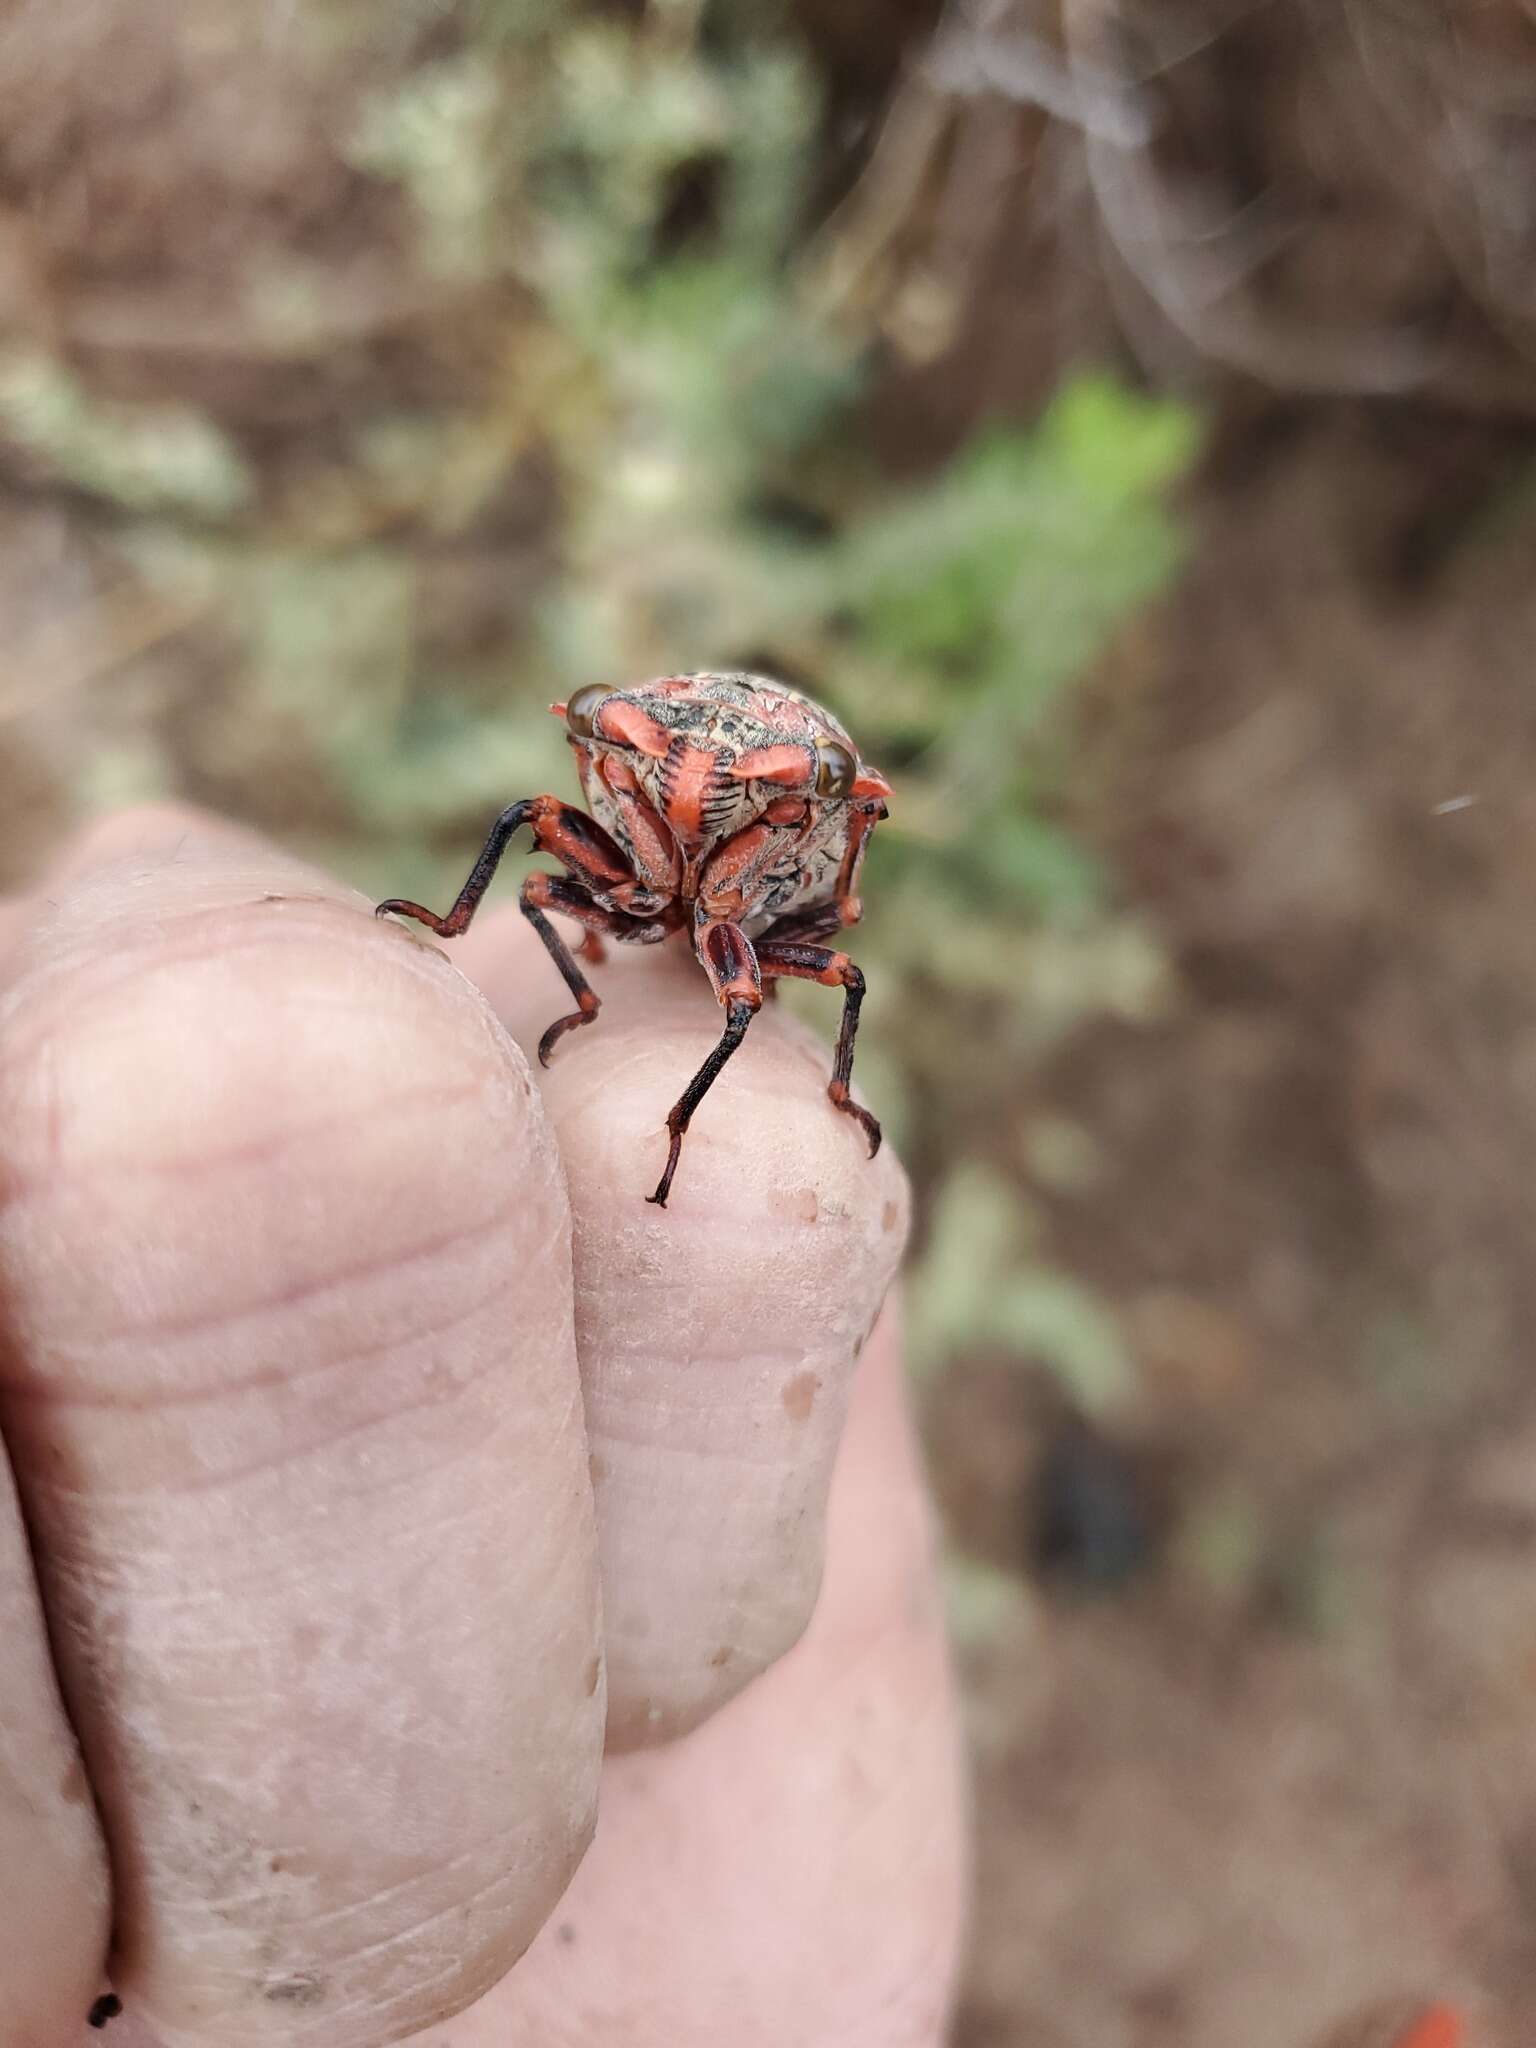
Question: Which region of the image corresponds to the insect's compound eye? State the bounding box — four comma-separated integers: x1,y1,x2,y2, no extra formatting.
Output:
814,739,858,799
564,684,612,739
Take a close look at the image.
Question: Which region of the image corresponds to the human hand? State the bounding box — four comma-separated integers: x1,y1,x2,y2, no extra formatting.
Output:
0,808,966,2048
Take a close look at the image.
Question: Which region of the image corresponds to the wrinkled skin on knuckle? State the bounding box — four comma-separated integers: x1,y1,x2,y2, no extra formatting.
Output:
0,872,603,2044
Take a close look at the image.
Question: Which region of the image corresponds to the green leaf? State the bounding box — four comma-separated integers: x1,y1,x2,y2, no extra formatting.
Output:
990,1271,1136,1417
907,1163,1136,1415
1042,373,1201,501
907,1164,1039,1376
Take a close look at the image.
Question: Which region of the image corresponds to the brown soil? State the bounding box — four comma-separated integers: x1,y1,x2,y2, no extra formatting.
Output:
937,401,1536,2047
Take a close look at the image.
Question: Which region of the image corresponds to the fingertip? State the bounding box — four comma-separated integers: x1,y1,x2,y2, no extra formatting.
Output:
469,930,909,1745
37,802,278,891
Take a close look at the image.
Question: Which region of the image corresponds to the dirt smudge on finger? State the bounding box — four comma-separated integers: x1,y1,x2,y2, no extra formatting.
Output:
264,1974,325,2007
782,1371,820,1421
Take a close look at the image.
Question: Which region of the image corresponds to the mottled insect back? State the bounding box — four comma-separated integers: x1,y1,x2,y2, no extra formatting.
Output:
377,672,892,1205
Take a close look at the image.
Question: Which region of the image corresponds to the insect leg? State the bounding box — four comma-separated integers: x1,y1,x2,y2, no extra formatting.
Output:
520,874,677,1066
831,797,886,924
753,940,881,1156
753,905,845,1002
376,796,632,937
756,901,848,948
647,1001,756,1208
647,920,762,1208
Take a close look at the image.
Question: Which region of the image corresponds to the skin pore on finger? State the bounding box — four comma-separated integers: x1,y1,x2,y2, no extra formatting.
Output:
459,908,910,1748
0,816,604,2047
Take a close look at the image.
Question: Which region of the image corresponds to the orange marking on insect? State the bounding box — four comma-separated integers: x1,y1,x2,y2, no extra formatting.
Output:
1391,2007,1464,2048
852,767,893,800
699,919,762,1005
661,742,716,844
730,744,814,785
598,699,672,756
594,761,682,893
696,816,786,919
834,797,880,908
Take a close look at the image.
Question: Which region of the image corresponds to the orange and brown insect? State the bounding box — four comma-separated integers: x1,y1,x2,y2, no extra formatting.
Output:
376,672,892,1205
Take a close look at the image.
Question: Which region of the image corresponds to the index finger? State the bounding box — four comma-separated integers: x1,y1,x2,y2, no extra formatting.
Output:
456,908,909,1748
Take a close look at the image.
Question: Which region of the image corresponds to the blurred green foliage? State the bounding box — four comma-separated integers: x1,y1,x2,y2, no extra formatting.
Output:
0,357,254,518
907,1164,1137,1413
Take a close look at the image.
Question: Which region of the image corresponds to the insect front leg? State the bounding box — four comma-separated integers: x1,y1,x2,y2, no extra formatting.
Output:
376,795,634,938
753,939,881,1157
520,875,679,1066
755,903,848,1003
831,797,885,926
648,920,762,1208
757,901,849,948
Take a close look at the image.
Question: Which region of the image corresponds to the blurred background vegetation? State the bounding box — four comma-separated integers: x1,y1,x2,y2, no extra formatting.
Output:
9,1,1536,2043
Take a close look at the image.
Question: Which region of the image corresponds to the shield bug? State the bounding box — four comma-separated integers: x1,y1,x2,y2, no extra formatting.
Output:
376,671,892,1205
